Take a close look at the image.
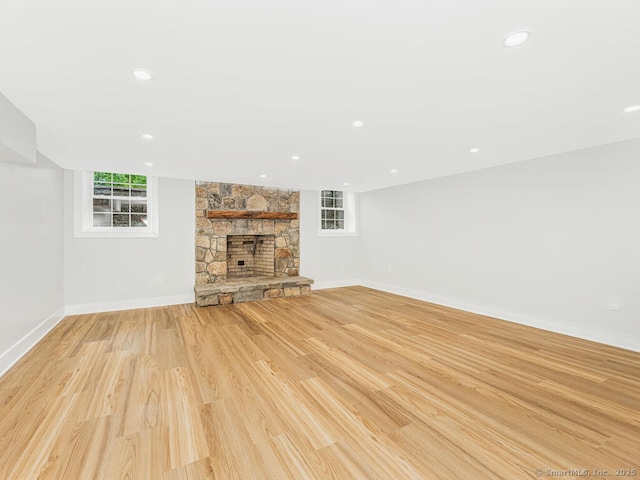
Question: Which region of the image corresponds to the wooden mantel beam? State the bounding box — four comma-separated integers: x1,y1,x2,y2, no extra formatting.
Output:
206,210,299,220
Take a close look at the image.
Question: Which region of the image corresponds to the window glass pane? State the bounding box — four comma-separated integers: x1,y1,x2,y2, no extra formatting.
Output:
93,213,112,227
113,200,130,212
130,200,147,213
113,214,130,227
335,199,343,208
94,172,112,183
93,198,111,213
336,210,344,220
131,214,148,227
325,210,334,220
336,220,345,229
112,185,130,197
131,175,147,186
131,186,147,197
334,191,343,200
113,173,130,184
94,183,111,196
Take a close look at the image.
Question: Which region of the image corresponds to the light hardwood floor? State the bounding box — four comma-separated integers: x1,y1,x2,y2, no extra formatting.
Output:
0,286,638,479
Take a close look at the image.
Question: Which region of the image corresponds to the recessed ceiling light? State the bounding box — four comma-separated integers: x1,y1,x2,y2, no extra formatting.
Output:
343,182,349,186
390,169,398,174
352,120,365,128
624,105,640,113
141,134,154,140
132,69,153,81
260,174,267,178
144,162,154,167
470,148,480,153
291,155,300,160
502,30,532,48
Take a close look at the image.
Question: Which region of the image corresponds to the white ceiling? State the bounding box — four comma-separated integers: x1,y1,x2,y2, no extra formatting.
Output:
1,0,639,192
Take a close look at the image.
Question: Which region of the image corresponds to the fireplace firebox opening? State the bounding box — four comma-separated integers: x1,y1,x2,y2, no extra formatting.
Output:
226,235,275,278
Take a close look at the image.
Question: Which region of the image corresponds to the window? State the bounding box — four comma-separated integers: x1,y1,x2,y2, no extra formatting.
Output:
92,172,149,228
321,190,345,230
74,171,158,238
319,190,357,236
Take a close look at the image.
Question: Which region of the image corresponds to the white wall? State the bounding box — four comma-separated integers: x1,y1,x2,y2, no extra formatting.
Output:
359,139,640,352
0,91,37,165
0,153,65,374
300,190,360,289
63,171,195,313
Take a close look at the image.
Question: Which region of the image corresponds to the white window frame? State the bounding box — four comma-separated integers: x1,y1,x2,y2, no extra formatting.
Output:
318,190,358,237
74,170,159,238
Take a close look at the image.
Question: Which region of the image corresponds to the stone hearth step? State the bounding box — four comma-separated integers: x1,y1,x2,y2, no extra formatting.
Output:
194,276,314,307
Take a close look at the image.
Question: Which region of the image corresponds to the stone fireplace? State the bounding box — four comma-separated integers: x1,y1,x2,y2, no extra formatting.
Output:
193,181,313,306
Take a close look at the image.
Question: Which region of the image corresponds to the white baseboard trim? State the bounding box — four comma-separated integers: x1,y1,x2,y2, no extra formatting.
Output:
65,293,195,315
0,308,66,377
359,280,640,353
312,279,361,290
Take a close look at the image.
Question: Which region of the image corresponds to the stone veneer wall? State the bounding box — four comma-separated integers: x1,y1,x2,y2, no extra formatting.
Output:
195,182,300,284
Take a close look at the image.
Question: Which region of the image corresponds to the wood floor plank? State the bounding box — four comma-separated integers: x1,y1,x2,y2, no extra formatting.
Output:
200,400,271,480
298,353,411,434
120,354,161,436
0,286,638,479
4,392,80,479
161,367,209,470
302,337,394,391
252,359,335,449
163,457,216,480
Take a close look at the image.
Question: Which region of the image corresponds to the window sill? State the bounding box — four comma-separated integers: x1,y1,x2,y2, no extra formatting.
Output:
74,229,159,239
317,231,359,238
